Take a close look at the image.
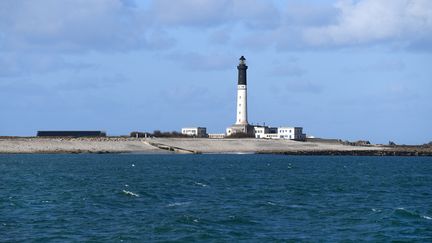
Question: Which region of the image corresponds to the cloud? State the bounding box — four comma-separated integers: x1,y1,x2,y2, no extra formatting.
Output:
148,0,280,29
167,52,234,71
208,28,232,45
0,52,93,77
0,0,174,53
302,0,432,48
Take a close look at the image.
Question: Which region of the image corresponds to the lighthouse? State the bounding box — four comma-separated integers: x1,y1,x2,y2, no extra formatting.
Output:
236,56,248,125
226,56,254,137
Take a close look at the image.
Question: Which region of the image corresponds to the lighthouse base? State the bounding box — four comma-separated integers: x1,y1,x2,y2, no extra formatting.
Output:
226,124,255,138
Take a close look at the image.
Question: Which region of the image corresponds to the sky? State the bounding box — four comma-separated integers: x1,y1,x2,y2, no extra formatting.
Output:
0,0,431,144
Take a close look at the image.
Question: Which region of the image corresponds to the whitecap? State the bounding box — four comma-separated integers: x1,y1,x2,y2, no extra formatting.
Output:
267,201,276,206
422,215,432,220
131,164,135,167
194,182,208,187
167,202,191,207
122,190,139,197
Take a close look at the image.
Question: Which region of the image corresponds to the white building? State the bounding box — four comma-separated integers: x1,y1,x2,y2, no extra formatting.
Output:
277,127,306,140
181,127,207,138
254,126,306,141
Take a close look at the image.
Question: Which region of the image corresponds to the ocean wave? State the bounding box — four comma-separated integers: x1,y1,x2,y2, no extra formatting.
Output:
167,202,191,207
393,207,431,220
122,190,139,197
194,182,208,187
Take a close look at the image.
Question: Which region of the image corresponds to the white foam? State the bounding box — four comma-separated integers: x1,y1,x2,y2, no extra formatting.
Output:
267,201,276,206
422,215,432,220
195,182,208,187
122,190,139,197
167,202,191,207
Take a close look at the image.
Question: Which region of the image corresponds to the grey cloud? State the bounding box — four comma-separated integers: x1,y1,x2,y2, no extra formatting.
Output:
284,2,338,27
235,0,432,52
0,0,174,53
0,52,94,77
302,0,432,48
149,0,280,30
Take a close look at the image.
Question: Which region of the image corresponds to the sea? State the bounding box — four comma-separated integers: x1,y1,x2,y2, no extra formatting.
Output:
1,154,431,242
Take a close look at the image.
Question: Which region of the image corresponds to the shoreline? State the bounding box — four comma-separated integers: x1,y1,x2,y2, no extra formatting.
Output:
0,137,431,156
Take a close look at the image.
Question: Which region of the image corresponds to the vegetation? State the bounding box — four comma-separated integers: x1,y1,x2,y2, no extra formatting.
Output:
226,132,254,138
341,140,371,146
151,130,190,138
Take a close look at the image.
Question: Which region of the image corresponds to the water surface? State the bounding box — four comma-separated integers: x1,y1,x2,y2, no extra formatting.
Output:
1,154,431,241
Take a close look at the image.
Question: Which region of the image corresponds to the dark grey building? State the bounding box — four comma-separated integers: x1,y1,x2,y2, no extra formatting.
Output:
37,131,106,137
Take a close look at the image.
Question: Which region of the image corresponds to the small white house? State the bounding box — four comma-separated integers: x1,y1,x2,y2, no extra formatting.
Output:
277,127,305,140
181,127,207,138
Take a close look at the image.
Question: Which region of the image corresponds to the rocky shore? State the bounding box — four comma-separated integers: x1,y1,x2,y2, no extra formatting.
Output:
0,137,431,156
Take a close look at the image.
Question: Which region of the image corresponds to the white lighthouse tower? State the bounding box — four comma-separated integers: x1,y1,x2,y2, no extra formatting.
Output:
236,56,248,125
226,56,254,137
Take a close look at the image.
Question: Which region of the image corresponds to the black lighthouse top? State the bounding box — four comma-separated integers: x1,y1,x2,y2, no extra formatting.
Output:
237,56,248,85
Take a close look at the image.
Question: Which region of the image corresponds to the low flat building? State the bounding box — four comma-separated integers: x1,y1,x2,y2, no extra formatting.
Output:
181,127,207,138
253,126,306,141
37,131,106,137
277,127,306,140
254,126,277,138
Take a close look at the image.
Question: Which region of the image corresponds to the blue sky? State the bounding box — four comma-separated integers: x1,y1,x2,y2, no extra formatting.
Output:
0,0,431,144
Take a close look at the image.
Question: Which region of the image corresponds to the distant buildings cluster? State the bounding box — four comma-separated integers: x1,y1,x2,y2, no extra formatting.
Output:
181,56,306,141
36,57,306,140
180,126,305,140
